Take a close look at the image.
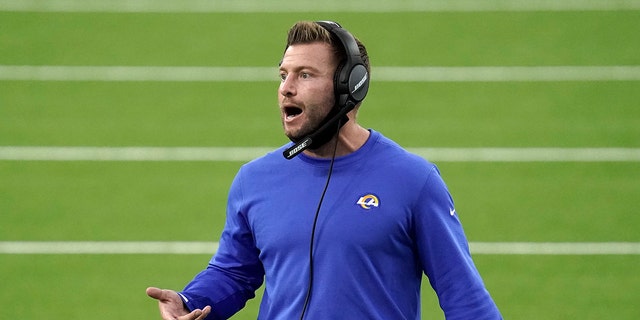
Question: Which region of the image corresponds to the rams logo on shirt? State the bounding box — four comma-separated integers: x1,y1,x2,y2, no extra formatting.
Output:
356,194,379,210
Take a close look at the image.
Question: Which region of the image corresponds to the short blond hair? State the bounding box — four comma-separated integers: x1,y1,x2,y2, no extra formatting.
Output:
284,21,370,74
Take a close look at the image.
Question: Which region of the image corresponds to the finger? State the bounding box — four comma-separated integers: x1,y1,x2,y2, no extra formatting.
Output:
178,309,202,320
196,306,212,320
177,306,211,320
147,287,180,303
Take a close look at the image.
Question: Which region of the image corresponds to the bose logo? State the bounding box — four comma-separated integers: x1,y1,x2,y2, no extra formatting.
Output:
286,138,311,158
352,73,368,94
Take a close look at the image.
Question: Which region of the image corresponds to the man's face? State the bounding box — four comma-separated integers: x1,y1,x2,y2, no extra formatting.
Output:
278,42,337,142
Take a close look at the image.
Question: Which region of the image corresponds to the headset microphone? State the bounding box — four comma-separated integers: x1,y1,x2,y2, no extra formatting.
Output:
283,101,355,159
282,20,369,160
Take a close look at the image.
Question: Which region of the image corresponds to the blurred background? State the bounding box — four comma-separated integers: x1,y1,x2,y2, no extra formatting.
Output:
1,0,639,319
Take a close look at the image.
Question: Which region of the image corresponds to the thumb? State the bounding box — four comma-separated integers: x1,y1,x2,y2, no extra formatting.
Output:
146,287,173,301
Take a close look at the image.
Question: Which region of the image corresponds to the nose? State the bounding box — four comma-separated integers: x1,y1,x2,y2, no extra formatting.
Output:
279,76,296,97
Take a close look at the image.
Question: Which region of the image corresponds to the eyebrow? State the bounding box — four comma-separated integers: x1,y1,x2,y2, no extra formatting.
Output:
278,61,323,74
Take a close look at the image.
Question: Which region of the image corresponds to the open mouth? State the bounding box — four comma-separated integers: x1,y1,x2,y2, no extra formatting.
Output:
284,106,303,120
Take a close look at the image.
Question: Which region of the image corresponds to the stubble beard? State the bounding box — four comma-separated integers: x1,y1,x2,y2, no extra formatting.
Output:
284,108,328,143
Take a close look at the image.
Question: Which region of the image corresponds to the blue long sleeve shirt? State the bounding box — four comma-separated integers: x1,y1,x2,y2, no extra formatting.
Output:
180,130,502,319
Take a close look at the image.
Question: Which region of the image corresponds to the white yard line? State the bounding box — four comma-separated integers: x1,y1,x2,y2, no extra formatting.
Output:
1,241,638,255
408,148,640,162
1,147,639,162
0,66,277,82
375,66,640,82
470,242,640,255
2,66,640,82
1,0,639,12
0,241,219,254
0,146,275,162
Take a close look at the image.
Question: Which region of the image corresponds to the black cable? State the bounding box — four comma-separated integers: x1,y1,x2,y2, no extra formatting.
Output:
299,121,342,320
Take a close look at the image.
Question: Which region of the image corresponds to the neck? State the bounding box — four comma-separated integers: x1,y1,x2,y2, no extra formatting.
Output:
303,122,370,159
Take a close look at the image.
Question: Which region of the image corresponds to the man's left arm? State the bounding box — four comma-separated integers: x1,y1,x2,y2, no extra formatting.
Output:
415,166,502,320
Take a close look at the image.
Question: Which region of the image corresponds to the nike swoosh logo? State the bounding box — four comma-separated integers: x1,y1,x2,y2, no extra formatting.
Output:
449,208,456,216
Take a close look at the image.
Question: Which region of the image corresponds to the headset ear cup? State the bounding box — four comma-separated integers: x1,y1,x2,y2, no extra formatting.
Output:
334,63,369,110
348,64,369,103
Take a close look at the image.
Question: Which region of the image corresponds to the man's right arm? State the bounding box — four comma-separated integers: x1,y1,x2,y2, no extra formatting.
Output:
179,170,265,319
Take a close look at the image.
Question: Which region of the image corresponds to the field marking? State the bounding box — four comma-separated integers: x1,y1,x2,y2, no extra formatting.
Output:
1,241,638,255
470,242,640,255
0,146,275,162
0,66,278,82
1,147,640,162
0,241,219,255
2,65,640,82
375,66,640,82
1,0,640,12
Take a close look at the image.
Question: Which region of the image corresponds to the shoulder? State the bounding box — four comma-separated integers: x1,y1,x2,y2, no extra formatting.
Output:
370,131,436,175
356,131,446,202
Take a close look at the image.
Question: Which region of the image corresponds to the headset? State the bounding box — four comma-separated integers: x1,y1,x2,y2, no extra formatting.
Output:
283,21,370,159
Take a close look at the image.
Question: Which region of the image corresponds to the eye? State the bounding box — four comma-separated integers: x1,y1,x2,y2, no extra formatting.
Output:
279,72,287,82
301,72,311,79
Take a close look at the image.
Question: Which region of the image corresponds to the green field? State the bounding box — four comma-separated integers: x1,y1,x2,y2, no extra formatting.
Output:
1,2,639,319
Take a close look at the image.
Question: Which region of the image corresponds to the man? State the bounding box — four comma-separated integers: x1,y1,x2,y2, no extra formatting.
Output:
147,20,502,320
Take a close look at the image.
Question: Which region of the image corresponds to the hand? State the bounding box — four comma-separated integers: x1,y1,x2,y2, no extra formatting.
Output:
146,287,211,320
